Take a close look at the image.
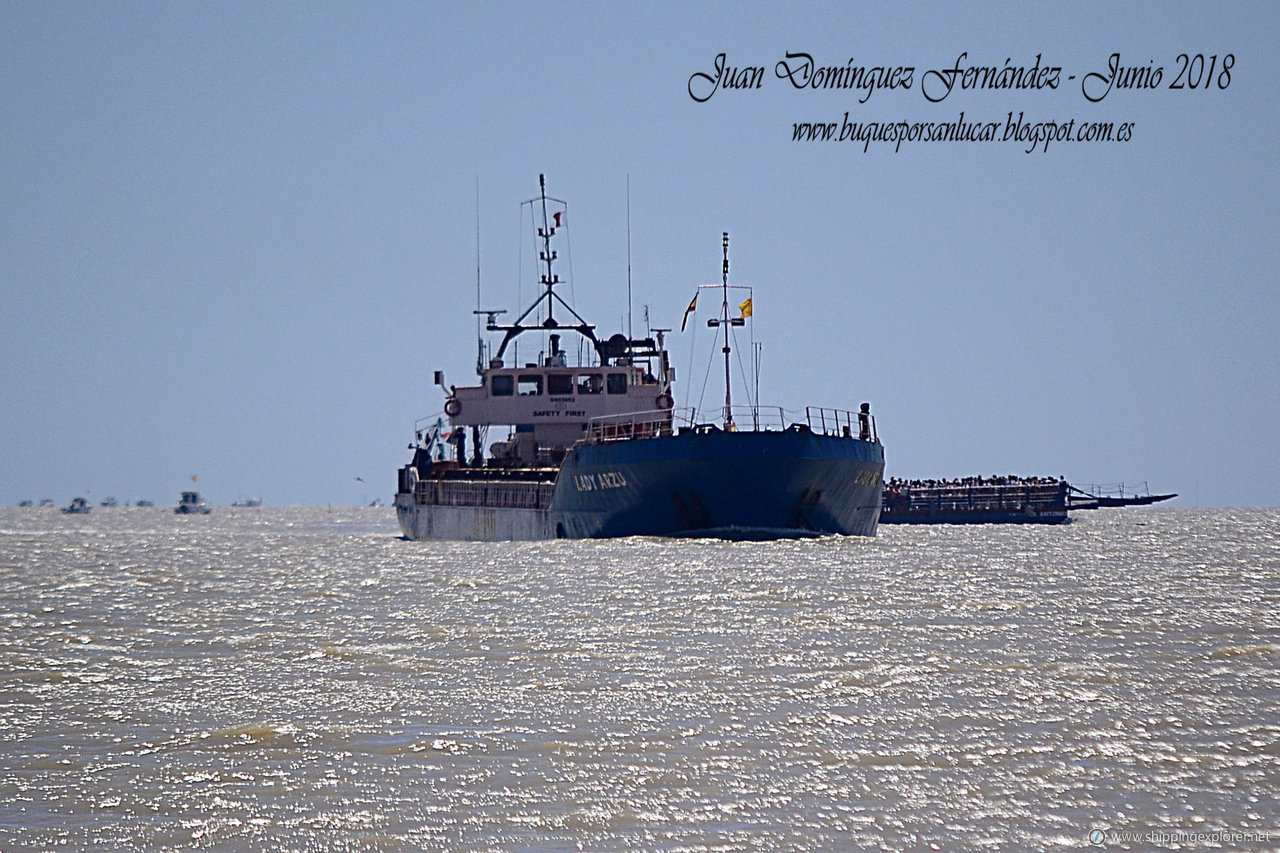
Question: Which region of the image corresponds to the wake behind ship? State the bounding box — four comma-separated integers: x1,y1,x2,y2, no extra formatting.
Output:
394,177,884,540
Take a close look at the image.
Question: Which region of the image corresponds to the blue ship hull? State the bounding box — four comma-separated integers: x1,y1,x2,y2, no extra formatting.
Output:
396,426,884,540
552,426,883,538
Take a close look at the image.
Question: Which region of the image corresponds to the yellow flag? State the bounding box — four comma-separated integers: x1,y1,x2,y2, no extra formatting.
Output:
738,296,752,319
680,293,698,332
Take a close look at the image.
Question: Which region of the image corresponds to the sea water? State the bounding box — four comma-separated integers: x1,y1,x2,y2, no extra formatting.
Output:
0,506,1275,851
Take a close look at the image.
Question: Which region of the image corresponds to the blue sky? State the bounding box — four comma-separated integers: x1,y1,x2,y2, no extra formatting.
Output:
2,2,1275,507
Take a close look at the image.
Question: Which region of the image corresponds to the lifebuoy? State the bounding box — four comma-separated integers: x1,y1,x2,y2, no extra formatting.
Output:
656,392,673,410
444,397,461,417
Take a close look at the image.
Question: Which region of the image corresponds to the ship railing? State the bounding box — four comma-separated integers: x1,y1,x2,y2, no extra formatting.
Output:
677,405,789,431
1070,481,1151,499
643,404,879,438
805,406,878,442
414,479,555,511
582,408,679,444
583,404,879,441
731,405,790,431
411,411,456,461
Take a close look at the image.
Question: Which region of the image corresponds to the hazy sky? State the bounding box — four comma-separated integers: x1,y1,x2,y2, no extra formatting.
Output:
2,2,1275,507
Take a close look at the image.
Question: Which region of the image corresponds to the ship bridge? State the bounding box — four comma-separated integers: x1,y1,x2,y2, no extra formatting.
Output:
435,175,674,466
448,333,673,450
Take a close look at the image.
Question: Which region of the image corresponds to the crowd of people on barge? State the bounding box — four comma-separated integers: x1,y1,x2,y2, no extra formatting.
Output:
885,475,1067,491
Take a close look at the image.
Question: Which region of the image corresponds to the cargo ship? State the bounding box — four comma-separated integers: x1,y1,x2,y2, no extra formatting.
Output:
394,177,885,541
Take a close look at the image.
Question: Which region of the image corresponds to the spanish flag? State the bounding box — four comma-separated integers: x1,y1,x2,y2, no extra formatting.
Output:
738,296,752,319
680,293,698,332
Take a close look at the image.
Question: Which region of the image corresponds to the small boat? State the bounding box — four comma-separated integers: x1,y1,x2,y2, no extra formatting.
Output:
62,497,91,514
100,497,118,507
174,491,211,514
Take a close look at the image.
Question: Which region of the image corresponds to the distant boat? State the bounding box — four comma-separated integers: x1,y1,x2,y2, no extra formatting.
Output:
100,497,118,507
231,498,262,507
18,500,33,507
62,497,91,514
136,499,154,507
174,491,211,514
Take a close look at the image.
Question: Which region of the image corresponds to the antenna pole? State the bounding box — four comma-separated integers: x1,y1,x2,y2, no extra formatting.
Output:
537,173,557,325
754,341,762,430
721,232,733,430
626,175,633,341
475,176,483,375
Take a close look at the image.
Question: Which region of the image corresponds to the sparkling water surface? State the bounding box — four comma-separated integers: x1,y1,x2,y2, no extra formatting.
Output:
1,506,1276,850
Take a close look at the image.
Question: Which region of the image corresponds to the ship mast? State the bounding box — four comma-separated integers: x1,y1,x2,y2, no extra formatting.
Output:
487,175,598,363
706,232,744,430
720,233,733,429
537,173,559,327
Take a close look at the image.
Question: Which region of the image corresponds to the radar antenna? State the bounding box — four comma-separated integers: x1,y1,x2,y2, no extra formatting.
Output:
488,175,599,362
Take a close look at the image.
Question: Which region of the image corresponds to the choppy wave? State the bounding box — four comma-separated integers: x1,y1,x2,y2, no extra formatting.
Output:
0,506,1276,849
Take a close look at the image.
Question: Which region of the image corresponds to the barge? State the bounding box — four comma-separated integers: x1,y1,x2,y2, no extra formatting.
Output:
880,477,1071,524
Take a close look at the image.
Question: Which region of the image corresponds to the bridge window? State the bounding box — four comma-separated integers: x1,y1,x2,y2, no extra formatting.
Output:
547,373,573,395
491,375,513,396
518,375,543,396
576,374,603,394
606,373,627,394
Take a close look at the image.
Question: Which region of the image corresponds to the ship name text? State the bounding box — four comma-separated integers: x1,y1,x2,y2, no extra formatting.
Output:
575,471,628,492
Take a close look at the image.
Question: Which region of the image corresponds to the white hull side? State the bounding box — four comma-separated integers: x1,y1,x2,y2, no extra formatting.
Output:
395,495,556,541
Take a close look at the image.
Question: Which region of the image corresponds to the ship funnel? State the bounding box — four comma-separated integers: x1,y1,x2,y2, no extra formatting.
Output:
547,333,566,367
